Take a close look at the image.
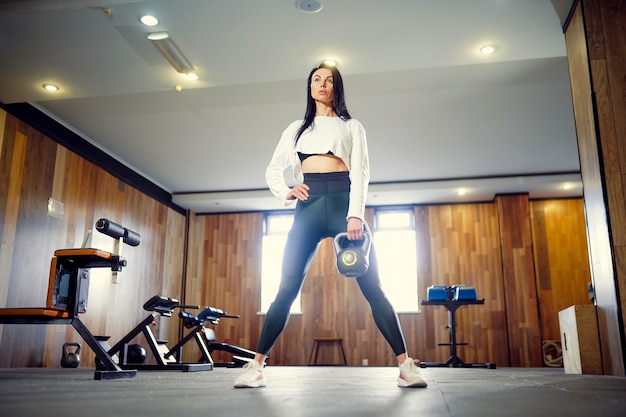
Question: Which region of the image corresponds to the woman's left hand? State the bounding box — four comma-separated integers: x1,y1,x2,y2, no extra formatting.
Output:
347,217,363,240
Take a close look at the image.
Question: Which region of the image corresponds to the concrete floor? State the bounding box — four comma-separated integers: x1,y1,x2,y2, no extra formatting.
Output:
0,366,625,417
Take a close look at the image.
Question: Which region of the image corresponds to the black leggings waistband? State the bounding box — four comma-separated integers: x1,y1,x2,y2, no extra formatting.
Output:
303,171,350,194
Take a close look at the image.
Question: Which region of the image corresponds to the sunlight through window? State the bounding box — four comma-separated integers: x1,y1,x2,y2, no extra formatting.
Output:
261,214,301,313
374,210,419,312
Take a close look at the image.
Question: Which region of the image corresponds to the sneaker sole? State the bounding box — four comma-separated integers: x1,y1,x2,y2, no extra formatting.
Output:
234,378,267,388
397,378,428,388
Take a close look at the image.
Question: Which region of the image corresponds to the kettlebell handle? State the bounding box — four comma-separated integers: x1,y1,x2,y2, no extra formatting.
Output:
63,342,81,355
334,223,371,251
61,342,81,368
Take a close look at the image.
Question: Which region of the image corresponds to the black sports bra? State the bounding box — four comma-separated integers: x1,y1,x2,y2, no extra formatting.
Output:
298,150,334,162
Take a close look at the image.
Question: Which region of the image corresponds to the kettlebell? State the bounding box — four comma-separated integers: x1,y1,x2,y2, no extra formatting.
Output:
60,342,81,368
333,223,372,277
126,343,147,364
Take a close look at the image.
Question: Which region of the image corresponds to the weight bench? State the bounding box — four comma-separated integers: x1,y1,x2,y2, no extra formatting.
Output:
175,306,256,368
0,248,136,380
102,295,214,372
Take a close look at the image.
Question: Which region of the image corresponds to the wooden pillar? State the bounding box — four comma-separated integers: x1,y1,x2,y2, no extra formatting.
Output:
564,0,626,376
495,194,543,367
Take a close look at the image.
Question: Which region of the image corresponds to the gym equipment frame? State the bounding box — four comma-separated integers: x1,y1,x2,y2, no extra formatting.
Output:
421,298,496,369
176,306,256,368
103,295,213,372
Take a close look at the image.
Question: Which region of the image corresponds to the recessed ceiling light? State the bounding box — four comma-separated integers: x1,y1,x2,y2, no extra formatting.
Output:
184,72,199,81
322,59,337,67
456,188,467,196
562,183,573,190
480,45,496,55
140,15,159,26
42,83,59,92
296,0,323,13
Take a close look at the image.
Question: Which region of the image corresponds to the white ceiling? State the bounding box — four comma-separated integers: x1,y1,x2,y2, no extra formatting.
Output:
0,0,581,213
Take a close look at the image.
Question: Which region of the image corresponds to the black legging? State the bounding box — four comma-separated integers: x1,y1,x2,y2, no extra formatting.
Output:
256,171,407,356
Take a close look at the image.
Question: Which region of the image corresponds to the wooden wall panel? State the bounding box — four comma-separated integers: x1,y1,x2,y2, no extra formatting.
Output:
0,112,186,369
183,213,266,364
158,208,187,346
530,199,592,344
414,203,509,367
0,116,25,321
496,194,543,367
1,116,61,367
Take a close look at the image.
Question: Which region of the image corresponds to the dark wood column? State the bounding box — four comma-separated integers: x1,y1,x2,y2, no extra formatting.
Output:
495,194,543,367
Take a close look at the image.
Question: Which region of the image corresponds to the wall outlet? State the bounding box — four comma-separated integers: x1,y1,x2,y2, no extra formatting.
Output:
362,359,368,366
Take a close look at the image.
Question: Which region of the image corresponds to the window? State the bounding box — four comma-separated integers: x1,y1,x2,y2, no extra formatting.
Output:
373,209,419,312
260,213,301,313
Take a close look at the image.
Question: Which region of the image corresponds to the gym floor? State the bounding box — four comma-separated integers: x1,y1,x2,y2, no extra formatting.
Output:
0,366,625,417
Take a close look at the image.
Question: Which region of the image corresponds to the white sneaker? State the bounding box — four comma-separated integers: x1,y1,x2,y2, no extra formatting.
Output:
233,361,267,388
398,358,428,388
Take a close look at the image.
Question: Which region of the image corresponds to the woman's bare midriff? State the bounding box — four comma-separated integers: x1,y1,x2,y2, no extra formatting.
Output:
301,154,348,174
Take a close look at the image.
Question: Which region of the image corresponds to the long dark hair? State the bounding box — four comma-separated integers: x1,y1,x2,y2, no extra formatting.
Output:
294,62,352,143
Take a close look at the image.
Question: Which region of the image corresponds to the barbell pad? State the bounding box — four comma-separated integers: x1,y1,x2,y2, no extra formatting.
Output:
123,229,141,247
95,218,125,239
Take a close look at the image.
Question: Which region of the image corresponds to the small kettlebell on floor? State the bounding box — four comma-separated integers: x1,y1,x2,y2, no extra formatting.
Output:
126,343,147,364
61,342,81,368
334,223,372,277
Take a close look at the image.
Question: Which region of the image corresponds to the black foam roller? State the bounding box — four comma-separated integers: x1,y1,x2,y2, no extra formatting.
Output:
123,229,141,247
95,218,125,239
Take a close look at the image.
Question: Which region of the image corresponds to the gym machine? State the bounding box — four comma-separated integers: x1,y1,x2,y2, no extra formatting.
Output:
176,306,256,367
0,219,141,380
101,296,255,371
100,295,214,372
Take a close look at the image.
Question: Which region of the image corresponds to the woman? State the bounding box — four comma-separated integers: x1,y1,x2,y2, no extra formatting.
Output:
234,63,427,389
